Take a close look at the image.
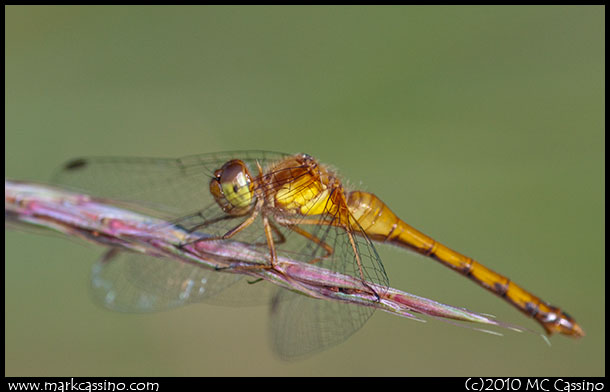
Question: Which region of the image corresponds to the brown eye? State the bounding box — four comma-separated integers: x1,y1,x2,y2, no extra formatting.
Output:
209,160,253,214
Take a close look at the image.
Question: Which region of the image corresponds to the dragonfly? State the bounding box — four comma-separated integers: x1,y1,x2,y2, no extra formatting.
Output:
52,151,583,356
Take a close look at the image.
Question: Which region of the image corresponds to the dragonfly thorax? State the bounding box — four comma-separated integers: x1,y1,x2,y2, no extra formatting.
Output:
269,155,342,217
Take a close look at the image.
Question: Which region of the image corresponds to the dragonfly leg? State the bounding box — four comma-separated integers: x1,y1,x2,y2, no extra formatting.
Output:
218,212,280,273
246,219,286,248
268,220,286,245
275,219,334,264
181,213,240,234
277,215,380,300
262,214,278,267
345,228,381,301
179,198,262,247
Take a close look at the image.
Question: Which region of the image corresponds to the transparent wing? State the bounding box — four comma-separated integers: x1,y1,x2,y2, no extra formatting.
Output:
53,151,292,308
261,189,388,357
269,288,374,359
90,249,246,312
53,150,290,219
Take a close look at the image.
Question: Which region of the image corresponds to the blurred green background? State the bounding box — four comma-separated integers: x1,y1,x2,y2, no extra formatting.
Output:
5,6,604,376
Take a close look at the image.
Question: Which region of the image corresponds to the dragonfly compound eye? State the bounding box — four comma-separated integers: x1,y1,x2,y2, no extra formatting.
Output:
209,160,253,214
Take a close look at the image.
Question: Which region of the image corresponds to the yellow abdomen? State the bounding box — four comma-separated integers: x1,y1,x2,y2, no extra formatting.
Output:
346,190,584,338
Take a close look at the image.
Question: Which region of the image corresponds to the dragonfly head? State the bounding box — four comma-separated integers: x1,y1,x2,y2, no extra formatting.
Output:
210,159,254,215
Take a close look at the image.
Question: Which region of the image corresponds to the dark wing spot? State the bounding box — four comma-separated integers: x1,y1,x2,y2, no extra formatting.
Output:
63,158,88,170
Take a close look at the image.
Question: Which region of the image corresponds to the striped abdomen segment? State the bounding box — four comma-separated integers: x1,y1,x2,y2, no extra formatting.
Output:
347,190,584,338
